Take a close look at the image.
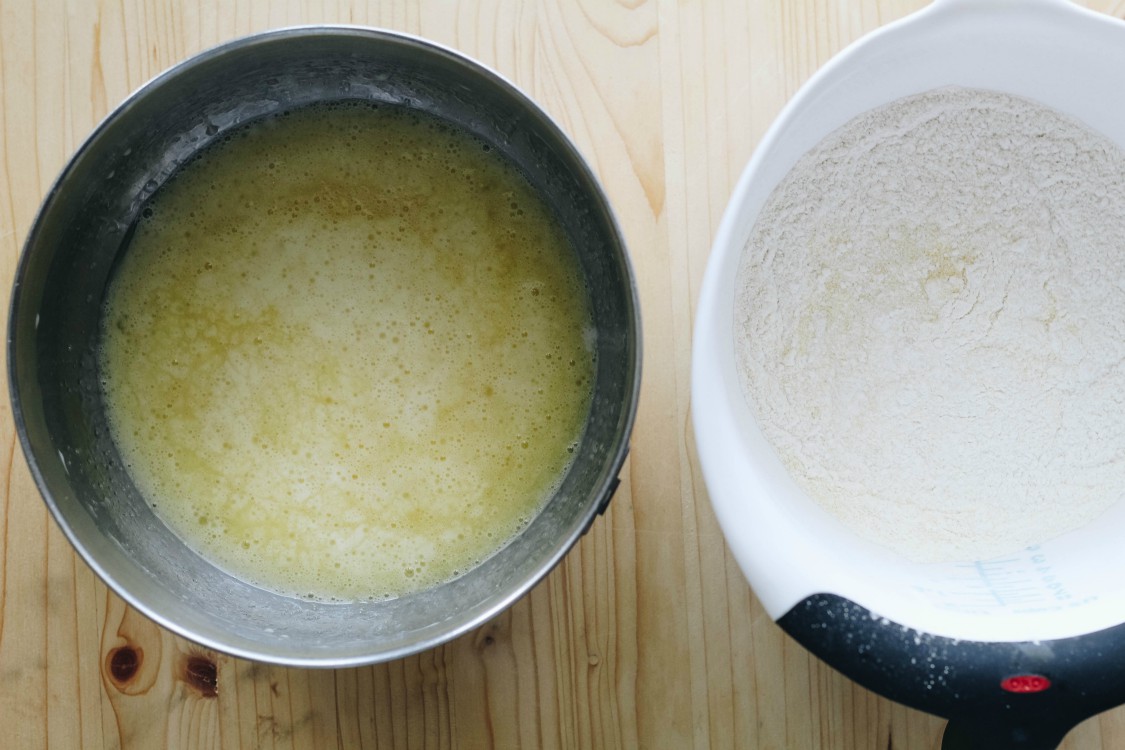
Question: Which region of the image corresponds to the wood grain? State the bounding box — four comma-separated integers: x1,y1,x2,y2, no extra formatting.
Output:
2,1,1124,748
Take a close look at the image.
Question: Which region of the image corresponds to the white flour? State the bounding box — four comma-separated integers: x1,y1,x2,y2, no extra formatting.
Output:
734,87,1125,563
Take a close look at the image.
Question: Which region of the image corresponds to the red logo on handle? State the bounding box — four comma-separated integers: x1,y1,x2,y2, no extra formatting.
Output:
1000,674,1052,693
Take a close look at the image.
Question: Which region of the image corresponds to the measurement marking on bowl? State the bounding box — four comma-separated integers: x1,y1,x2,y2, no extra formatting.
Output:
968,560,1043,608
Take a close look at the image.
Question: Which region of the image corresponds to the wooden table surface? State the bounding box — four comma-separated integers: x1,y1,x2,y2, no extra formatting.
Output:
5,1,1125,748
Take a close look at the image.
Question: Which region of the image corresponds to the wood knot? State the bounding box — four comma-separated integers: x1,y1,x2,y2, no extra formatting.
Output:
473,614,510,652
474,623,500,651
183,655,218,697
106,645,142,689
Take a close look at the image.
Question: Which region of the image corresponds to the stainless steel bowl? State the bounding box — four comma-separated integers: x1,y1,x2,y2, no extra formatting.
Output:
9,26,640,667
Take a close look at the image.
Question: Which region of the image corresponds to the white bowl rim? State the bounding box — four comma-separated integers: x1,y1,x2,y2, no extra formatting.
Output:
692,0,1125,643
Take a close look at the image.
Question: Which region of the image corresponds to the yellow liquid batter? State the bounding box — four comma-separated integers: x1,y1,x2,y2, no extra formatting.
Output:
99,103,595,601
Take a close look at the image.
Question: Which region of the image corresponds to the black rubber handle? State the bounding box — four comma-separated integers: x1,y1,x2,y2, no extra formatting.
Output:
778,594,1125,750
940,715,1077,750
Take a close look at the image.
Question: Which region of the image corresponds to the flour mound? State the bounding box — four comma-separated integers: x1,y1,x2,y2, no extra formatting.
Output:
735,86,1125,563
